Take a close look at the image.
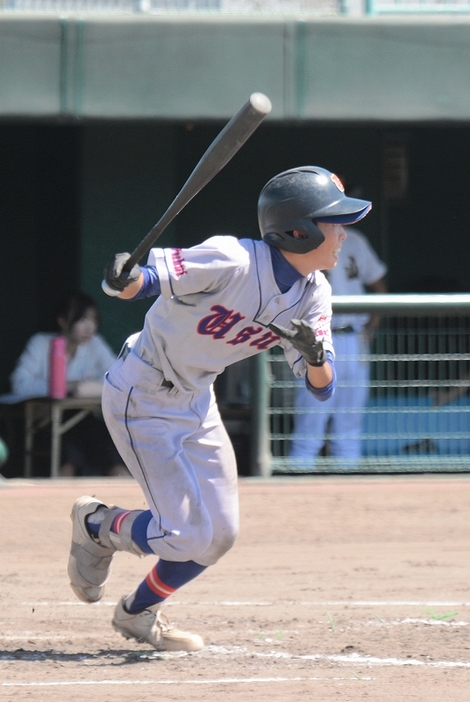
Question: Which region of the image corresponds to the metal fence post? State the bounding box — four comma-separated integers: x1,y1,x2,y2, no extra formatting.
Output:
249,352,272,477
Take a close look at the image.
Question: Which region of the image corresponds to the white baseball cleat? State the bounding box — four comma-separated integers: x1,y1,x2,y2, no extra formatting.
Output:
112,597,204,652
67,495,116,603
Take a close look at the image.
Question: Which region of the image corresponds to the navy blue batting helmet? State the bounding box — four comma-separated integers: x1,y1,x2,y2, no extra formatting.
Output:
258,166,372,254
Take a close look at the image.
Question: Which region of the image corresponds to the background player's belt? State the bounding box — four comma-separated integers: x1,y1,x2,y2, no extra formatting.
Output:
331,325,355,334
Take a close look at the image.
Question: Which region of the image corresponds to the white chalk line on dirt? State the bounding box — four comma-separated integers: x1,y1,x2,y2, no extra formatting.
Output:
282,652,470,669
333,618,468,629
315,653,470,669
22,600,470,607
2,675,371,688
5,614,469,643
227,649,470,669
2,646,470,671
0,631,69,642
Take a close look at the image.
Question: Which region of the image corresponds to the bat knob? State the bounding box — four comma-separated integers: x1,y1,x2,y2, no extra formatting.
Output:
101,279,121,297
249,92,272,115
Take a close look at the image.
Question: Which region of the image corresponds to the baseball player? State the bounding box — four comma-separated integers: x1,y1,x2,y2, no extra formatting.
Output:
67,166,371,651
290,221,387,469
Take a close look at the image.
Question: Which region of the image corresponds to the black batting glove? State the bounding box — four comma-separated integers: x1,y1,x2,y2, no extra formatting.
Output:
103,252,141,292
268,319,326,367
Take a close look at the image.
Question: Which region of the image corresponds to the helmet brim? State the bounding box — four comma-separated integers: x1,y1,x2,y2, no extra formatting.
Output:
314,199,372,224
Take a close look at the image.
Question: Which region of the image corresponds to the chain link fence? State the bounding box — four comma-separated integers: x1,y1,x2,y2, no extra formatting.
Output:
262,295,470,475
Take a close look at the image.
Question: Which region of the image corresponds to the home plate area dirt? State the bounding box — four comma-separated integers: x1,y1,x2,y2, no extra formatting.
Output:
1,474,470,701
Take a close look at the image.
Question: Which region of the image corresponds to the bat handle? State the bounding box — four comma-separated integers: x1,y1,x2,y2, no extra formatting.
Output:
101,279,121,297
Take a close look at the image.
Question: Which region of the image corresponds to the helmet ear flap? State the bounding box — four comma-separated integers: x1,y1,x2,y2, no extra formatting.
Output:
262,220,325,254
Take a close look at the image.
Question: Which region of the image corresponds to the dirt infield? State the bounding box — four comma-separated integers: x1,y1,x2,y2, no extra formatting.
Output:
1,474,470,701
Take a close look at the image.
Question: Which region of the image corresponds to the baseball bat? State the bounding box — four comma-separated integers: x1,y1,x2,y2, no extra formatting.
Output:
102,92,272,296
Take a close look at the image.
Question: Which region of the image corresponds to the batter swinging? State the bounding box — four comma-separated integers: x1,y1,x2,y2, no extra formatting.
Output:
67,166,372,651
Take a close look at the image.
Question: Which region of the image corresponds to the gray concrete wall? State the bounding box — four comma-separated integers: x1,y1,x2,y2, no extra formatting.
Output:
1,15,470,121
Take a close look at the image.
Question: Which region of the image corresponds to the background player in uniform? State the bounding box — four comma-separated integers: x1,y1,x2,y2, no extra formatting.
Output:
67,166,372,651
290,194,387,470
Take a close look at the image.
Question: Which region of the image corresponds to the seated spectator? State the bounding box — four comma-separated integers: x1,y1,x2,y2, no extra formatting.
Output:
10,292,129,477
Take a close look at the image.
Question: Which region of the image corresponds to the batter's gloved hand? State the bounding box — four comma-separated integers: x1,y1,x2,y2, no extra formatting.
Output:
268,319,326,367
103,252,141,292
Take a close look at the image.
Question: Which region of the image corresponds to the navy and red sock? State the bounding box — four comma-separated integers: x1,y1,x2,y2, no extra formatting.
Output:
86,506,206,613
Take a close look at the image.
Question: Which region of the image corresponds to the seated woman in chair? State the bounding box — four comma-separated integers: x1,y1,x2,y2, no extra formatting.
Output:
10,292,128,477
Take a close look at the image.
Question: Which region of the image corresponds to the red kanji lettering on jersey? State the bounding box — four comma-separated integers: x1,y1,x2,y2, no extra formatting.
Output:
227,326,263,346
198,305,245,339
249,331,280,350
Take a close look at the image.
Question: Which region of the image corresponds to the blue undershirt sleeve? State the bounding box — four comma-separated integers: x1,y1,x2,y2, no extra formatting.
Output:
304,350,336,401
127,266,161,301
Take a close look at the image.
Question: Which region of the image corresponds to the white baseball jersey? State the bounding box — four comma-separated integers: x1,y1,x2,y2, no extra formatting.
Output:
133,235,334,393
326,227,387,332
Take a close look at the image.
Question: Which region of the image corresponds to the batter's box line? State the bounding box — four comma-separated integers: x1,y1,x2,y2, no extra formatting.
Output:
2,645,470,670
3,675,373,688
185,647,470,669
21,599,470,607
309,619,470,634
4,645,470,676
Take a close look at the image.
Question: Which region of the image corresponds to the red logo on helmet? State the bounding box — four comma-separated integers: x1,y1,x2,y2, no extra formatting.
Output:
331,173,345,192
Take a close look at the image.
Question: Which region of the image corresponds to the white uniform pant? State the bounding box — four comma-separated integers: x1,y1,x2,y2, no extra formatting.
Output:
101,352,239,567
290,332,370,466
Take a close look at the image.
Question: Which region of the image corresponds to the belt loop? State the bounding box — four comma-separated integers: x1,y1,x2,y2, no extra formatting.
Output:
117,342,131,360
